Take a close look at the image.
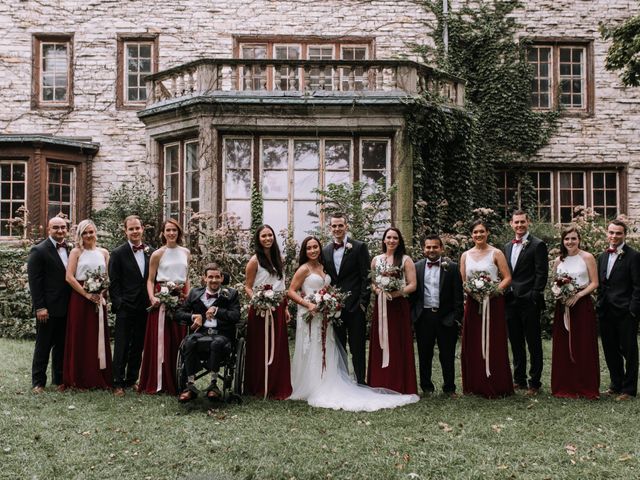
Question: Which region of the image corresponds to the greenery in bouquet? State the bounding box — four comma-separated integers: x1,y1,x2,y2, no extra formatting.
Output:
83,268,110,294
250,284,285,317
147,281,184,312
303,285,349,326
464,270,501,301
371,262,405,295
551,272,580,304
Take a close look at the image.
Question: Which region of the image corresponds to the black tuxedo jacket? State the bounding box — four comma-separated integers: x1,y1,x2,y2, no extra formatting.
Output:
322,238,371,313
108,243,153,313
504,235,548,305
411,258,464,327
597,244,640,317
27,238,72,317
175,286,241,339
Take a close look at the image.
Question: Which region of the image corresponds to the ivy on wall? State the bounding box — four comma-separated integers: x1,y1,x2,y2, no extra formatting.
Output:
408,0,558,236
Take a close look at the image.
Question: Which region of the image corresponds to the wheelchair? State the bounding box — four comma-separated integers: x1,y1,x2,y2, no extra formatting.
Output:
175,323,246,404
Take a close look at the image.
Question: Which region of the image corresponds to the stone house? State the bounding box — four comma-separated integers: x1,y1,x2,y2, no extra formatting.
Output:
0,0,637,242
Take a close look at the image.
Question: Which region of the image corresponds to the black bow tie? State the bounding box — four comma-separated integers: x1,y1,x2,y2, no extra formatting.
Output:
427,260,440,269
206,292,219,300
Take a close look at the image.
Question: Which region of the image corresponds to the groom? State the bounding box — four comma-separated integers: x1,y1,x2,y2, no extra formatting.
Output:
109,215,153,397
322,213,371,384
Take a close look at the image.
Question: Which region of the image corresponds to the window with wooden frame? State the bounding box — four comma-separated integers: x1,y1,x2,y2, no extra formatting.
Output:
496,168,622,223
116,34,158,108
0,161,27,238
235,36,373,92
527,40,593,114
32,34,73,109
162,140,200,225
47,163,75,222
222,135,389,242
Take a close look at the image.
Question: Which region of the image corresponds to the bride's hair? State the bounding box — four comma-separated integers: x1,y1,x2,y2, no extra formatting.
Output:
381,227,406,267
299,236,325,267
253,224,283,279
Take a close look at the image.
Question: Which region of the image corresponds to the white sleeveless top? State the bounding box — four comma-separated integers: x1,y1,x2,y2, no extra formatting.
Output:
75,249,106,281
254,262,285,292
557,254,589,289
156,246,188,283
465,249,499,281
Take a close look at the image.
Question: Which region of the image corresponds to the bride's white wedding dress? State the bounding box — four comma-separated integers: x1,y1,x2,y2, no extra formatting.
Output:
289,273,419,411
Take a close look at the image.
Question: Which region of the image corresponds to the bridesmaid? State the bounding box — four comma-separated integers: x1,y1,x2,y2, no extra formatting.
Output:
63,219,112,389
551,226,599,399
243,225,292,399
460,219,513,398
138,219,190,395
367,227,418,394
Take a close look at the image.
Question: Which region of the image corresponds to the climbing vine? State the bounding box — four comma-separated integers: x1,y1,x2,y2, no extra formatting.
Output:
408,0,559,238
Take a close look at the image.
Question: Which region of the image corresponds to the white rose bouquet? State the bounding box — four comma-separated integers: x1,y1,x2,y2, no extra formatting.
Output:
83,267,109,294
250,283,285,317
464,271,501,302
551,272,580,304
372,262,405,296
147,281,184,312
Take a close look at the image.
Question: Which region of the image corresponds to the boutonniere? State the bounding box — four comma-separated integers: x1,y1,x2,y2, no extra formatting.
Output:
143,245,151,255
344,242,353,254
617,249,625,259
220,288,231,298
66,242,74,252
521,239,530,248
441,260,450,272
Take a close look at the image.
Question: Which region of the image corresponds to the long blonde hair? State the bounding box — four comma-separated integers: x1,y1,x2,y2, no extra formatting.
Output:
75,219,97,250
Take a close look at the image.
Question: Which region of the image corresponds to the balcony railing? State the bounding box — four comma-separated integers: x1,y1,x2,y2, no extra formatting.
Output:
145,59,465,107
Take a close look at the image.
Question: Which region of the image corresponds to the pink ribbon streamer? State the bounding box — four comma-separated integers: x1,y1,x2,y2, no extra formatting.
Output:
97,297,107,370
262,307,275,399
156,304,166,392
480,296,491,378
563,304,576,363
377,292,390,369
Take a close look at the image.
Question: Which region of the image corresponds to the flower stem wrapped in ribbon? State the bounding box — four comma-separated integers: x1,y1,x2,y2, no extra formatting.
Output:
249,284,286,399
464,270,501,378
304,285,349,375
83,267,110,370
551,272,581,363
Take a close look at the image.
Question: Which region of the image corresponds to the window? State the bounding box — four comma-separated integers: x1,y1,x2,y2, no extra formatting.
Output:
497,169,621,223
222,135,388,242
0,162,27,238
32,34,73,109
236,36,373,92
47,164,75,222
162,140,200,224
527,41,592,113
116,35,158,108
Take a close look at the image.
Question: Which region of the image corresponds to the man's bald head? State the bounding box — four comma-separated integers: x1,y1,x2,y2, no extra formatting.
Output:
47,217,68,241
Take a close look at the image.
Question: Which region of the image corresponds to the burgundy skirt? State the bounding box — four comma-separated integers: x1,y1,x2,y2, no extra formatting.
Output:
63,288,112,389
243,301,292,399
461,296,513,398
138,283,187,395
551,297,599,399
367,296,418,394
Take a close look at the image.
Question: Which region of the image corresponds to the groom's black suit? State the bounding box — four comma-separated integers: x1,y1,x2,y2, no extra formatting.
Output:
27,238,72,387
597,244,640,396
109,242,152,389
323,237,371,384
504,234,548,389
411,257,463,393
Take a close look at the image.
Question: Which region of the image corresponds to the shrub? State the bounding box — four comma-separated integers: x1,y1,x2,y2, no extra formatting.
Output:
0,247,35,339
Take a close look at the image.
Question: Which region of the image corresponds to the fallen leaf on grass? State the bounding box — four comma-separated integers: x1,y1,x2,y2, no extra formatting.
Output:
491,424,503,433
407,474,420,479
565,444,577,455
618,454,633,462
80,431,91,437
67,405,76,410
437,422,453,433
497,465,507,470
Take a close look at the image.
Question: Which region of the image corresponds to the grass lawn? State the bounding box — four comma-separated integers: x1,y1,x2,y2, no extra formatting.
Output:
1,338,638,480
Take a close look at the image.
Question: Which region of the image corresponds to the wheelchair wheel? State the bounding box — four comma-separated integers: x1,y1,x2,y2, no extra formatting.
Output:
232,337,246,396
175,338,188,394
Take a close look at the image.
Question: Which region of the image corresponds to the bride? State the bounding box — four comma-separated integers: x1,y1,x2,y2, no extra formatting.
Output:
287,236,419,411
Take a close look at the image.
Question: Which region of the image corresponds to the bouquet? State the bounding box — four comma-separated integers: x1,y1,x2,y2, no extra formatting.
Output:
83,267,109,294
303,285,350,374
372,262,405,296
551,272,580,304
464,271,501,301
250,284,285,317
147,281,184,312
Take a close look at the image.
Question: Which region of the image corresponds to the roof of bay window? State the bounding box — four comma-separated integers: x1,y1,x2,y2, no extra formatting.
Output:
0,134,99,154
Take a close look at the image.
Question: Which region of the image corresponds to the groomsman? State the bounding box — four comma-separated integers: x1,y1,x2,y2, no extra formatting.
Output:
411,234,464,396
27,216,72,393
597,219,640,401
504,210,548,395
109,215,152,396
322,213,371,384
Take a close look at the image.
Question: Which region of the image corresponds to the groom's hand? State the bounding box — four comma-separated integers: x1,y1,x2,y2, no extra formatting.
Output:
191,314,203,331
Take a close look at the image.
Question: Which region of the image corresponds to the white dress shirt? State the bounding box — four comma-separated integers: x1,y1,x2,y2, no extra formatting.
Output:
606,243,624,279
128,241,145,276
423,257,441,309
510,232,530,269
198,288,219,328
49,236,69,268
333,235,348,275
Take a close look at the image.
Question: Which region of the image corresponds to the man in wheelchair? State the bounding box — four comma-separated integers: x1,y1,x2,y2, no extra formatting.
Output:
175,263,240,403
